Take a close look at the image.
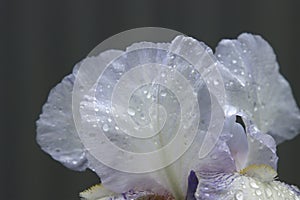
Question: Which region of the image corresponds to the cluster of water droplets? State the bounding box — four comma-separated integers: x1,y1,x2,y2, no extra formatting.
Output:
195,172,300,200
72,44,221,173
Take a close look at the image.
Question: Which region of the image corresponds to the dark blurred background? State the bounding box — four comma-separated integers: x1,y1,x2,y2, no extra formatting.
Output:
1,0,300,199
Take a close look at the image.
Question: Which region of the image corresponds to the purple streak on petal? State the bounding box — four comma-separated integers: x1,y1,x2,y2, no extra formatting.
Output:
186,171,199,200
195,172,237,200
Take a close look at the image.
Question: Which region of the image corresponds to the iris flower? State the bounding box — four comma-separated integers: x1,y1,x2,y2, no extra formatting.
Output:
36,33,300,199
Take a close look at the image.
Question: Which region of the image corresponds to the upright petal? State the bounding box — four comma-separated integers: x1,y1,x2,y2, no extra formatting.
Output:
215,33,300,143
72,35,227,199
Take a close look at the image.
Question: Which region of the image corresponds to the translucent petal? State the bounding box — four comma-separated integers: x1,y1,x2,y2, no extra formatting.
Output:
243,117,278,170
196,113,278,178
36,71,88,171
197,116,247,173
215,33,300,143
36,50,123,171
74,35,226,199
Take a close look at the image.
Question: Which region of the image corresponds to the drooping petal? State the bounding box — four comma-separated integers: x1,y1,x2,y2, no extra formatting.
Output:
215,33,300,143
80,184,174,200
194,171,300,200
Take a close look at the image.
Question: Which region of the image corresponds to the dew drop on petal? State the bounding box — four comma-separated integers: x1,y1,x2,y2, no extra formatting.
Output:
255,189,262,196
127,108,136,116
160,92,167,97
213,80,219,85
257,86,261,91
250,181,259,189
146,93,151,99
102,124,109,132
265,188,273,197
234,190,244,200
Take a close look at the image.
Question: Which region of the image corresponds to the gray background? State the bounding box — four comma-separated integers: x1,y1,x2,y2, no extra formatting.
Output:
1,0,300,200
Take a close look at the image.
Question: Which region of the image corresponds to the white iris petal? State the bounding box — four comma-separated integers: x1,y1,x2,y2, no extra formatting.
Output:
36,33,300,200
215,33,300,144
195,172,300,200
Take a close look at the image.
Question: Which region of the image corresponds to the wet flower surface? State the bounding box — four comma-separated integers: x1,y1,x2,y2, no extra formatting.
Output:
37,31,300,200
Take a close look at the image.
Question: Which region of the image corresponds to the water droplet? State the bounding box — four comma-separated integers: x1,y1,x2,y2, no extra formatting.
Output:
146,93,151,99
127,108,136,116
204,193,210,197
213,80,219,85
255,189,262,196
232,59,237,64
217,54,222,58
161,73,166,77
115,126,119,130
161,92,167,97
257,86,261,91
107,118,112,123
277,192,282,197
102,124,109,132
143,90,148,94
94,108,99,112
233,69,238,73
235,191,244,200
250,181,259,189
265,188,272,197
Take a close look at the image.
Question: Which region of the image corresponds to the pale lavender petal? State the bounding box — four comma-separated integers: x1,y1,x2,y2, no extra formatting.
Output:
198,116,247,173
36,71,88,171
215,33,300,144
36,50,123,171
243,117,278,170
